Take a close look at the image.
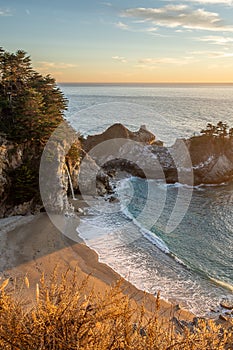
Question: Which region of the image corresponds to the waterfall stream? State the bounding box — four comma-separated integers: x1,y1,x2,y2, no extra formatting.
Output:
65,164,76,200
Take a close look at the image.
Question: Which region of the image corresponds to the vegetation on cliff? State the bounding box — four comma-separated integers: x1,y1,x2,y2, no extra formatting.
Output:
0,48,67,144
0,48,80,213
200,121,233,139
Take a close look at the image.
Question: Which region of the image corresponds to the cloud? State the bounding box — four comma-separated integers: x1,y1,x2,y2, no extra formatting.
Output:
112,56,128,63
121,5,233,32
198,35,233,44
115,21,168,37
171,0,233,5
138,56,198,66
115,21,129,30
145,27,158,32
37,61,77,69
100,2,112,7
0,8,12,16
26,9,30,16
189,50,233,57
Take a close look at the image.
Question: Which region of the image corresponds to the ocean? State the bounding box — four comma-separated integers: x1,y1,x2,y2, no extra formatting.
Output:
60,83,233,316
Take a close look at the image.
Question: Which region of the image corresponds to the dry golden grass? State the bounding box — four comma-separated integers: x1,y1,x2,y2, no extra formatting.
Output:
0,270,232,350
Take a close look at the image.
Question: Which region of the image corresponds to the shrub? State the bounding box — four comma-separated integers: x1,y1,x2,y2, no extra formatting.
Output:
0,270,232,349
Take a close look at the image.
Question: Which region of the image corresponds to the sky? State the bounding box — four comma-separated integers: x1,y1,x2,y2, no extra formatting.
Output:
1,0,233,82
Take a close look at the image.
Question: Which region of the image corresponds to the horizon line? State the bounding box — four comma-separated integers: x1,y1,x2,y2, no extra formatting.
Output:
58,81,233,85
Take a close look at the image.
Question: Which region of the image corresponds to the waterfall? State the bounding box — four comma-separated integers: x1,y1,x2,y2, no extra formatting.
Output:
65,164,76,200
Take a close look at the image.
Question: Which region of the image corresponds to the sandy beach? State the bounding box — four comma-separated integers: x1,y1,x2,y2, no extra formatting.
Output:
0,212,193,322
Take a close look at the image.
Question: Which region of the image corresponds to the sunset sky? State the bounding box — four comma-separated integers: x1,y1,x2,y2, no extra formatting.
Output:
1,0,233,82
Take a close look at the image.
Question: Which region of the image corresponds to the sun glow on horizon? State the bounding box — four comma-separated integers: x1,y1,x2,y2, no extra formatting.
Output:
1,0,233,83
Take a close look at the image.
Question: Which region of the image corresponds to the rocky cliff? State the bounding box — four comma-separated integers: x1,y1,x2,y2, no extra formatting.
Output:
0,137,40,217
0,123,112,218
186,135,233,184
0,126,82,217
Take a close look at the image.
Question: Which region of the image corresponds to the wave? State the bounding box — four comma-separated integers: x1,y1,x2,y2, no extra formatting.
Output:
120,204,169,253
210,277,233,292
159,182,198,189
118,177,192,267
198,182,228,188
121,204,233,295
157,181,228,190
121,204,192,271
117,174,228,191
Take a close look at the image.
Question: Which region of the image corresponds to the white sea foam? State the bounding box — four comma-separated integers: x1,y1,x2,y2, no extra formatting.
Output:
76,215,224,316
210,277,233,292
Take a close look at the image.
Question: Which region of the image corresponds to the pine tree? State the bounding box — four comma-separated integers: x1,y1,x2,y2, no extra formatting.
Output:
0,48,69,206
0,48,67,144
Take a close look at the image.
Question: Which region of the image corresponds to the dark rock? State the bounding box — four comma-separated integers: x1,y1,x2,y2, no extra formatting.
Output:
219,314,228,322
102,158,146,179
96,170,113,196
108,196,119,203
171,317,185,334
220,301,233,310
150,139,164,147
139,327,147,337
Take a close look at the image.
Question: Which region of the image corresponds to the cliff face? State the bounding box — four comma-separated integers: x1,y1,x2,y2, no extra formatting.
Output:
0,137,30,217
186,135,233,184
0,133,82,217
0,129,113,218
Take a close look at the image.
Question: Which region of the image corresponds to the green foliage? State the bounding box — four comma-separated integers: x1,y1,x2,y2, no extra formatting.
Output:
11,164,37,204
200,121,231,138
66,142,81,165
0,48,71,206
0,48,67,144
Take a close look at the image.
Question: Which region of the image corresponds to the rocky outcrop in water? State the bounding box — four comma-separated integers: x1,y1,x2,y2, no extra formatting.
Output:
82,125,233,186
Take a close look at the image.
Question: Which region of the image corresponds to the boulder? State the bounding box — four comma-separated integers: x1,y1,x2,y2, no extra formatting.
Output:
220,300,233,310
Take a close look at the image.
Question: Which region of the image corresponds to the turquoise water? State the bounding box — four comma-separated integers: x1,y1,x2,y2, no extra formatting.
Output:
61,84,233,316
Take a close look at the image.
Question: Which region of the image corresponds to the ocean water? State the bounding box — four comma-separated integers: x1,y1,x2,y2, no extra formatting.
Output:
60,83,233,316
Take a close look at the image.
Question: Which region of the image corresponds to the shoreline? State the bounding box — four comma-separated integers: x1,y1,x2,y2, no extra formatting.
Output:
0,212,193,322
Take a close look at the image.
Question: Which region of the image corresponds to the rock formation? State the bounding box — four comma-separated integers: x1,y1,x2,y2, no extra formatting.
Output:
82,123,156,153
185,135,233,184
81,125,233,186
